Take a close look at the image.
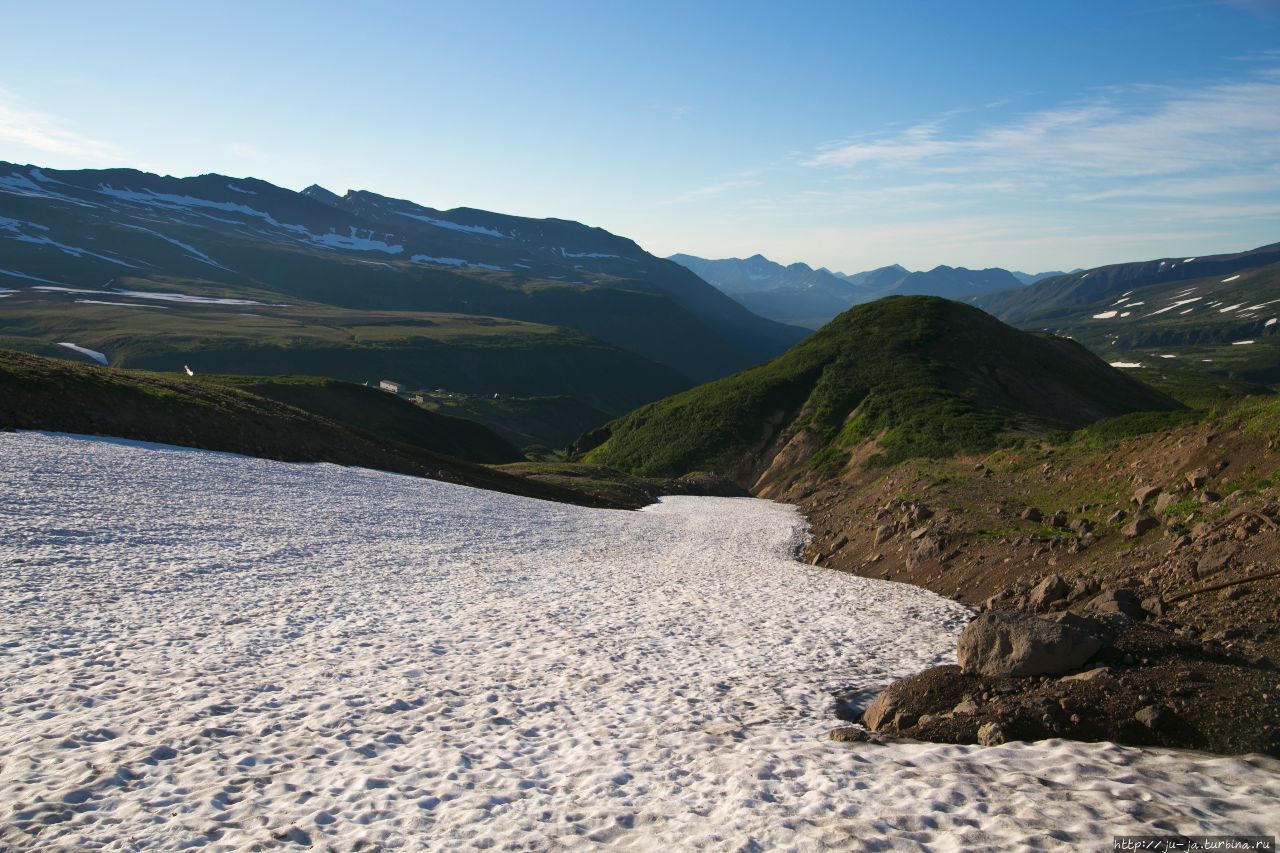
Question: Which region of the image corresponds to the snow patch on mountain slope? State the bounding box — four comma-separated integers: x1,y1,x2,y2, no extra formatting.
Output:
119,224,231,269
310,227,403,254
0,268,62,284
32,285,263,306
411,255,507,271
54,343,107,364
395,210,509,238
1,434,1277,850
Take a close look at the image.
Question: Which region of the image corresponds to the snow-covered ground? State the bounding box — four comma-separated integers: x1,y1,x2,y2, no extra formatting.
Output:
1,433,1277,850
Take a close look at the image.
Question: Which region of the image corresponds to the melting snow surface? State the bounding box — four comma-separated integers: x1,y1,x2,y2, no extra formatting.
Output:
54,343,107,365
1232,340,1256,346
1146,297,1202,317
395,210,508,238
1,217,138,267
1219,304,1246,313
1267,318,1277,327
410,255,507,271
559,249,622,259
1184,258,1197,263
1158,354,1177,358
1221,275,1241,283
1110,362,1144,368
119,224,230,269
4,434,1279,849
73,299,166,309
1093,310,1119,319
32,286,262,306
0,268,62,284
310,227,403,255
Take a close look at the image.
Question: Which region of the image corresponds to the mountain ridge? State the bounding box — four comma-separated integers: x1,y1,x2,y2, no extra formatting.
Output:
669,253,1033,327
0,161,805,388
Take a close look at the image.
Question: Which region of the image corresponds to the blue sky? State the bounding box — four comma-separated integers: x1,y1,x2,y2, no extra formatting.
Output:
2,0,1279,273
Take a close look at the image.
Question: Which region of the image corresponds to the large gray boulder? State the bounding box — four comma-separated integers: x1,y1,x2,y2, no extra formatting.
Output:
957,611,1104,677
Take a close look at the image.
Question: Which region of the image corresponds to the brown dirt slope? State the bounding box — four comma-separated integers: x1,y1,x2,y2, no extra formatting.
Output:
799,399,1280,755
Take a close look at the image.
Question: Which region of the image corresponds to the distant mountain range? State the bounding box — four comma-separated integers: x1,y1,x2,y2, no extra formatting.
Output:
668,253,1068,328
0,162,806,430
973,241,1280,386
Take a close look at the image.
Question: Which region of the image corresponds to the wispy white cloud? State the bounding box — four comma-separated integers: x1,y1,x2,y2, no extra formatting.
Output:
804,70,1280,181
665,173,760,205
0,87,123,162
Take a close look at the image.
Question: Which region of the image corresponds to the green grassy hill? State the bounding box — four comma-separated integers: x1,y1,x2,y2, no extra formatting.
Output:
582,297,1183,486
0,350,641,506
420,394,612,451
207,374,520,464
0,294,690,416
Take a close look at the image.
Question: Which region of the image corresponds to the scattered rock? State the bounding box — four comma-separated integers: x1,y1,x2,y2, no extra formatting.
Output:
1081,588,1146,620
977,721,1007,746
1199,490,1221,504
1050,511,1068,528
953,698,980,715
828,726,887,744
1186,469,1209,489
1107,509,1127,525
873,525,893,546
1134,705,1170,730
1154,492,1179,514
1141,596,1167,617
1133,485,1162,507
1059,666,1112,683
1122,516,1159,539
1066,580,1098,605
1029,575,1069,610
861,693,896,731
1198,549,1236,577
1020,507,1043,522
957,611,1104,677
1069,518,1093,534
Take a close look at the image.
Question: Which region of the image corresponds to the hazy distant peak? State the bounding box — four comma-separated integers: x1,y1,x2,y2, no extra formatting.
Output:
301,184,343,207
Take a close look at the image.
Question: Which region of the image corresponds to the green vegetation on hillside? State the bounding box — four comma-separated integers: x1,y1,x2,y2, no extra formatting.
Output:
420,394,611,451
0,295,690,416
209,375,520,464
0,349,623,506
584,297,1183,480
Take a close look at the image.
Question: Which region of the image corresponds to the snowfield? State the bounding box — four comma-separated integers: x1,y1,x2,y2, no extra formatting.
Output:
2,433,1278,850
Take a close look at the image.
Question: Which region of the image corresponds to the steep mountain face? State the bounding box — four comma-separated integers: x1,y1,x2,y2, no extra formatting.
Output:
1010,269,1076,285
830,264,910,290
976,242,1280,326
980,253,1280,387
672,252,1031,327
581,296,1181,493
668,253,865,328
0,162,805,388
889,266,1025,299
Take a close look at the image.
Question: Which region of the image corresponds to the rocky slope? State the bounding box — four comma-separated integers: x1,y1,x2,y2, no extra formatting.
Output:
797,398,1280,755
